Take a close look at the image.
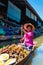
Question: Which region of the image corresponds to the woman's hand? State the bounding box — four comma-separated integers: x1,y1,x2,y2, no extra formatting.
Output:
20,39,22,42
20,37,24,42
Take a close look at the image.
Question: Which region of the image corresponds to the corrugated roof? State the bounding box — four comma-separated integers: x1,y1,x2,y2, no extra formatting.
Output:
24,0,42,21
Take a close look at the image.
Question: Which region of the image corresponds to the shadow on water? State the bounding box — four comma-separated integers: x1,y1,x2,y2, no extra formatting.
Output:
27,51,36,65
34,34,43,39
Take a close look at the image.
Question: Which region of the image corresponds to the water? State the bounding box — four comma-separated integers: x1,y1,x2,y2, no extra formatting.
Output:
27,43,43,65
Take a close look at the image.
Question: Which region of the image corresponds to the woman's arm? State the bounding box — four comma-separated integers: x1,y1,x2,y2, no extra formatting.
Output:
20,37,24,42
22,28,27,34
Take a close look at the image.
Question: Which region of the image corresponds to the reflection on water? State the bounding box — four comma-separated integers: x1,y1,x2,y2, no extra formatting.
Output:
27,44,43,65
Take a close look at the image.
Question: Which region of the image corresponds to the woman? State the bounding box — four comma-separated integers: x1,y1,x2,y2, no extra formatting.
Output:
20,23,35,50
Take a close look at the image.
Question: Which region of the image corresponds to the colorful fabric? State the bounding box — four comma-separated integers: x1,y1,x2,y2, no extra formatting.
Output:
24,31,34,47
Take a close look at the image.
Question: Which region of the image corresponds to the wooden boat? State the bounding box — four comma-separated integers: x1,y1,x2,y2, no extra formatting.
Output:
15,44,37,65
15,51,31,65
0,44,37,65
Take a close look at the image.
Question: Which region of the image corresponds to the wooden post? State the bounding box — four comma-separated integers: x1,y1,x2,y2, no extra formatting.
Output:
21,26,22,38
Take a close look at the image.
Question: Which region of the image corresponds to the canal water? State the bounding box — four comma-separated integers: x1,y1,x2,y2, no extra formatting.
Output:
27,43,43,65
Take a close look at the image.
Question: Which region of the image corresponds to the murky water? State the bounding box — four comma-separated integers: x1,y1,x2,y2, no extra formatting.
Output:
27,44,43,65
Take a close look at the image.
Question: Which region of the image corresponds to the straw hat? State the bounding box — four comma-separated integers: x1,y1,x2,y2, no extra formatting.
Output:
23,23,35,31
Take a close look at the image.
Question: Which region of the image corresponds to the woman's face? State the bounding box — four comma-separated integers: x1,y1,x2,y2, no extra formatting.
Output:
27,26,32,32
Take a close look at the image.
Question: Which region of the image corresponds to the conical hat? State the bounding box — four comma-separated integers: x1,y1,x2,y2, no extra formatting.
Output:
24,23,35,31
